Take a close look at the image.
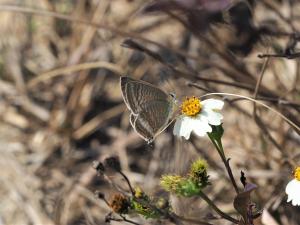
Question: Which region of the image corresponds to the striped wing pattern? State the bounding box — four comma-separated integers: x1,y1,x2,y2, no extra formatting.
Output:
132,100,173,142
120,76,169,114
120,76,174,142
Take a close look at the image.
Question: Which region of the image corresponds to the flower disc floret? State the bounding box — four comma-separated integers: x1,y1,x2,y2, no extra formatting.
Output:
160,175,184,193
294,167,300,181
173,98,224,140
181,96,202,117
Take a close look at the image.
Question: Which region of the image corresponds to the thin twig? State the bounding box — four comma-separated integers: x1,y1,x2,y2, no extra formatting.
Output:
119,215,141,225
253,58,285,153
198,191,239,224
27,61,124,88
119,171,135,196
253,58,269,99
226,96,300,108
201,93,300,133
261,0,296,31
106,213,141,225
258,52,300,59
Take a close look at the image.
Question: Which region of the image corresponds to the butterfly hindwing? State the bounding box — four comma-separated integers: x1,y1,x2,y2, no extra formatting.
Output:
133,114,154,142
133,100,174,141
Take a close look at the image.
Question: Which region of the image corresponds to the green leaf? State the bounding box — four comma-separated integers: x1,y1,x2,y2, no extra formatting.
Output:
209,124,224,141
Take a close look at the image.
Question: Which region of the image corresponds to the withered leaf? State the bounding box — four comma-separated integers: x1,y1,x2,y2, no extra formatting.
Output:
233,183,257,224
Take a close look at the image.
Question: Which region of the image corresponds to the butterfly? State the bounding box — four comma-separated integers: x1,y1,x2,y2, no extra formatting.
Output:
120,76,176,143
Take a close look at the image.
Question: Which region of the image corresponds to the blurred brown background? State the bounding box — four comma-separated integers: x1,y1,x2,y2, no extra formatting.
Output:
0,0,299,225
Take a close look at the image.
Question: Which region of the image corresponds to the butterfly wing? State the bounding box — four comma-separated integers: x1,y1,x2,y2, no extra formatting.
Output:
132,99,175,142
120,76,169,114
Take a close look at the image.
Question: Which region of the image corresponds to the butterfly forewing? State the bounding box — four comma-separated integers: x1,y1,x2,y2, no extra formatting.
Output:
120,76,169,114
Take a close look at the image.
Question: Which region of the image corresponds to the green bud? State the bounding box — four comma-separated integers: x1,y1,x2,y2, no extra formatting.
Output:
189,158,210,188
160,175,202,197
131,199,161,219
160,175,184,193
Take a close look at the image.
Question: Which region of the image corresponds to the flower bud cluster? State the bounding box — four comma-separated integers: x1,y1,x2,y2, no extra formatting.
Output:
160,158,209,197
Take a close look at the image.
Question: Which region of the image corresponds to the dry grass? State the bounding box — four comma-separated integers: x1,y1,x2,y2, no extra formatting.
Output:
0,0,299,225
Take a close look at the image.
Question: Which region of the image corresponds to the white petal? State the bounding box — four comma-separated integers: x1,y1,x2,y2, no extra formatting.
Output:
293,193,300,202
202,99,224,110
192,116,212,136
292,197,300,206
286,179,298,194
173,116,183,135
286,179,300,206
173,116,193,140
201,109,223,126
181,117,194,139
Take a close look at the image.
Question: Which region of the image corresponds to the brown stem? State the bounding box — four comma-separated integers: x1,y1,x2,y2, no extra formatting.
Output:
198,191,239,224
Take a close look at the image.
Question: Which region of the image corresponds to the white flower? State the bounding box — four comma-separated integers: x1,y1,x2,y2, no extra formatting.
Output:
173,97,224,140
286,167,300,206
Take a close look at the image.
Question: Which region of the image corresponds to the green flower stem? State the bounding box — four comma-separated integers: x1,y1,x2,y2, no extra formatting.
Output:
208,135,239,194
198,191,239,224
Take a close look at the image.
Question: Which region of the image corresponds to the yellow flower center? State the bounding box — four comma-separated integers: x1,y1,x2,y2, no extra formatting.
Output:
181,96,202,117
294,167,300,181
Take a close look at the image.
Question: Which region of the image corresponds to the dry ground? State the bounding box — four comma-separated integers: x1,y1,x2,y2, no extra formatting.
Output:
0,0,299,225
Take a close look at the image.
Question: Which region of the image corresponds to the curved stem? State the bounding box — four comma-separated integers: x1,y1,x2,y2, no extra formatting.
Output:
216,147,239,194
198,191,239,224
119,171,135,195
208,135,239,194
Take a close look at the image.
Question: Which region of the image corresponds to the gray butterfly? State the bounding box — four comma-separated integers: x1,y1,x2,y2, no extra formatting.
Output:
120,76,176,143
